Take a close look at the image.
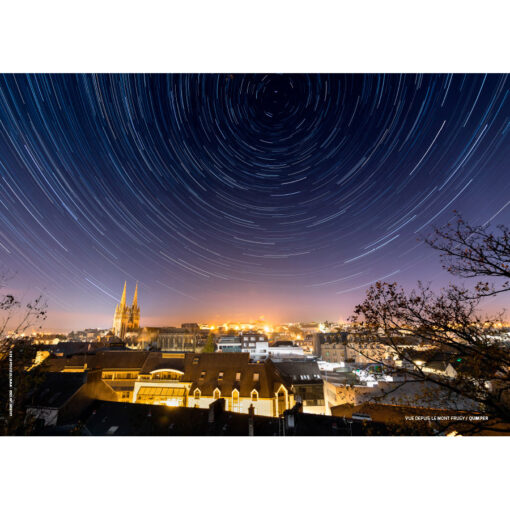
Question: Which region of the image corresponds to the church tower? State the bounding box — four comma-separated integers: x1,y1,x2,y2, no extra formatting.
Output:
113,281,130,339
128,282,140,330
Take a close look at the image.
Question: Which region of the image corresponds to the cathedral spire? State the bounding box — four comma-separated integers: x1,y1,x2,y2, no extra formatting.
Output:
132,281,138,307
120,280,127,307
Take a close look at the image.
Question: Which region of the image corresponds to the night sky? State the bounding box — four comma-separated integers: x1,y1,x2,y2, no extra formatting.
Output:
0,74,509,330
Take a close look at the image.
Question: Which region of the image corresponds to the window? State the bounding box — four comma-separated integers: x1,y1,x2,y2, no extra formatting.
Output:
235,372,241,382
232,389,240,412
193,356,200,365
153,371,182,380
213,389,221,400
253,373,259,382
251,390,258,402
194,389,201,400
218,371,224,381
199,371,206,380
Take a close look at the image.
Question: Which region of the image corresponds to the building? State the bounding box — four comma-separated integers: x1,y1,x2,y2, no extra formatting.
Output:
151,328,196,352
41,351,302,417
217,335,242,352
268,340,304,358
43,350,151,402
299,323,320,335
181,323,200,333
131,327,197,352
307,332,347,357
240,331,268,360
173,353,294,417
321,343,347,363
269,359,325,414
321,340,397,364
322,377,480,415
113,282,140,339
217,334,304,360
25,371,117,427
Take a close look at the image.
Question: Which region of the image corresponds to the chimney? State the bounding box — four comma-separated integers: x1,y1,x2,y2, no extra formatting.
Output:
248,404,255,436
284,402,302,435
208,398,225,424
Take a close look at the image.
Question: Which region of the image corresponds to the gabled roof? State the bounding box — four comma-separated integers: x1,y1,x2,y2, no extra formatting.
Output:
183,353,285,398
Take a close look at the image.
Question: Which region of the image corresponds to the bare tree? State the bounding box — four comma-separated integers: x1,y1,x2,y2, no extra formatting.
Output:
0,271,47,434
426,213,510,296
350,215,510,435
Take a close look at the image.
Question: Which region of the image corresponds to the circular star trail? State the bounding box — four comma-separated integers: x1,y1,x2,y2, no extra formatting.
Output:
0,74,509,328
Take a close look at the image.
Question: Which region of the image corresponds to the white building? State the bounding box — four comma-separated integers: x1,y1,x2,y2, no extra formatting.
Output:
268,341,304,359
240,332,269,361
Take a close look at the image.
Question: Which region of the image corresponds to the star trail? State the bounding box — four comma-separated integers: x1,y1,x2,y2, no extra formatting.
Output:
0,74,509,329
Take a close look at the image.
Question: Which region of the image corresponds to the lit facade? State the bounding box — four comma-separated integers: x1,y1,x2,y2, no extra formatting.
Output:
43,351,301,417
113,282,140,339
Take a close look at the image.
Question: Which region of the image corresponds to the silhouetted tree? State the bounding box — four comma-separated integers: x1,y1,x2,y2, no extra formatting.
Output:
351,215,510,435
426,213,510,296
0,271,47,434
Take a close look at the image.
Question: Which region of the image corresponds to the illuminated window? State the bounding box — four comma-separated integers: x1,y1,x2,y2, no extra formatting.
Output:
251,390,258,402
232,389,240,412
193,356,200,365
218,371,224,381
213,388,221,400
194,389,201,400
200,371,206,380
235,372,241,382
253,373,259,382
153,371,182,380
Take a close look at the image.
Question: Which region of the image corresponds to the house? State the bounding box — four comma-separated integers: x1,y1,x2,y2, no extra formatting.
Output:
43,350,151,402
25,370,117,428
41,351,299,417
182,353,292,416
268,359,325,414
240,331,268,360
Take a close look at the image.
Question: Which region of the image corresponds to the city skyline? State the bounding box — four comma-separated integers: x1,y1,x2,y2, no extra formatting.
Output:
1,74,509,330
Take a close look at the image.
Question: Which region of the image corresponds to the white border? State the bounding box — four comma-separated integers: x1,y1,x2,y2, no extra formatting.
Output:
1,1,508,507
0,1,509,72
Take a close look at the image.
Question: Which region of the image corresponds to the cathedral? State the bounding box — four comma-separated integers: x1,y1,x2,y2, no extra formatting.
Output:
112,281,140,338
